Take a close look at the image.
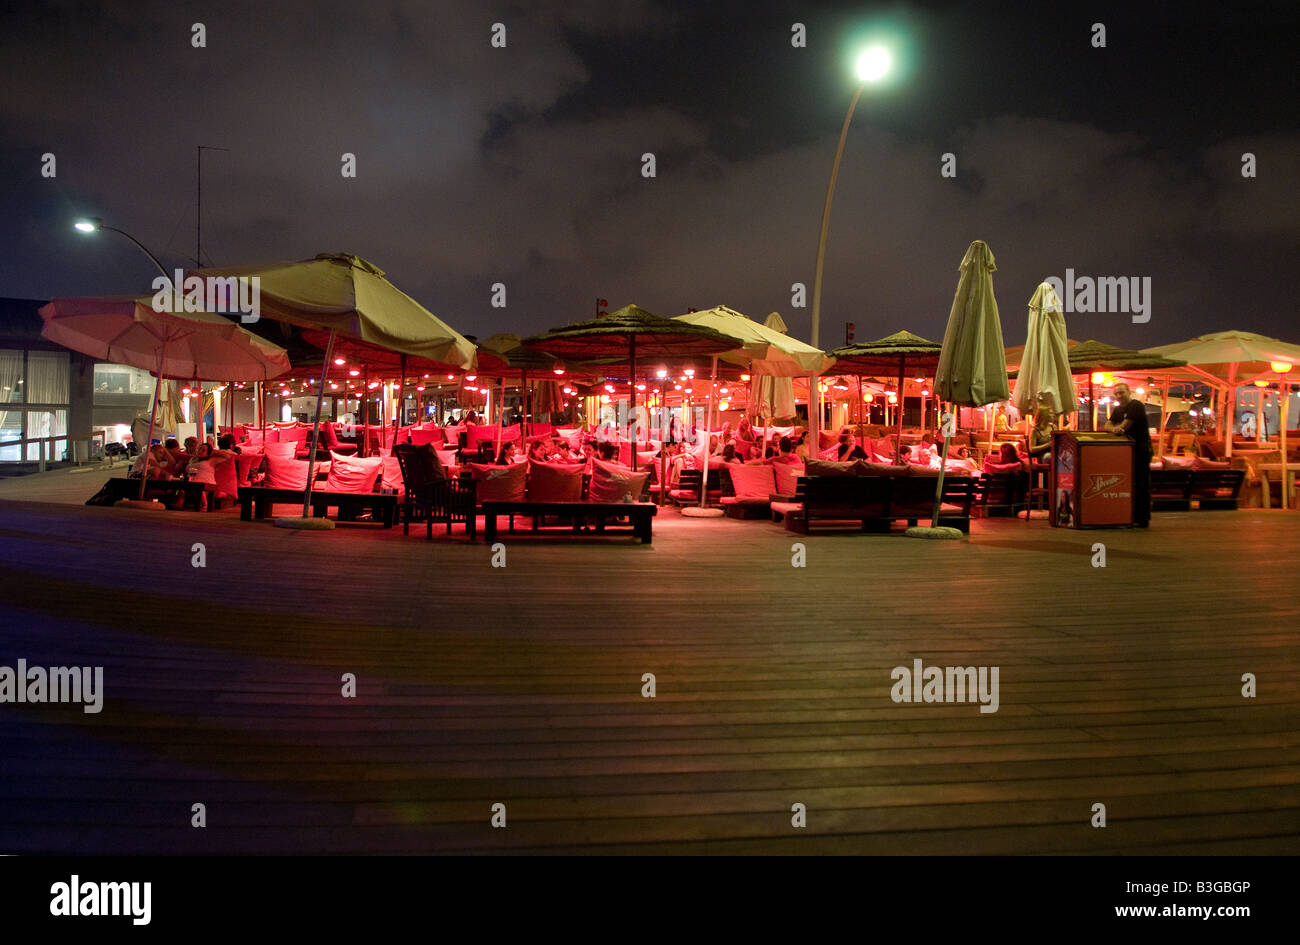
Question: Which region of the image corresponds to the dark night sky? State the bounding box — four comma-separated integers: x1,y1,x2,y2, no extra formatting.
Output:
1,1,1297,350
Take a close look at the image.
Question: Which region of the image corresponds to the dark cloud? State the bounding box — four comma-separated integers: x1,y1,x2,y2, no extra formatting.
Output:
0,1,1296,354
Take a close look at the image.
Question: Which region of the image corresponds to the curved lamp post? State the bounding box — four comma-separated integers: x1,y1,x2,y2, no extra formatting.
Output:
809,46,892,449
74,217,187,486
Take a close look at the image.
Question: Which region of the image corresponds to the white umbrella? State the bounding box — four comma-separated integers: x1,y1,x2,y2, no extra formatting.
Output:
40,296,290,498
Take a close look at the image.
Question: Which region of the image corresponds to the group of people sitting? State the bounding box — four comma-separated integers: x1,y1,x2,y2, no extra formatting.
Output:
129,434,244,509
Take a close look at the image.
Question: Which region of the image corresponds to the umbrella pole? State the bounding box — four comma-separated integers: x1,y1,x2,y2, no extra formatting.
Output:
1158,382,1169,456
522,369,529,440
361,366,370,456
628,334,637,472
929,402,953,526
396,354,406,447
138,347,166,500
300,329,335,518
1089,377,1096,431
495,376,505,461
696,355,719,510
1226,365,1236,458
895,356,905,465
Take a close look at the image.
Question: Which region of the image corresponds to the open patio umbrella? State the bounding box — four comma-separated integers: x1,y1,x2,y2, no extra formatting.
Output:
40,296,290,498
524,304,741,474
829,330,944,463
193,254,476,526
1011,281,1076,419
924,240,1008,537
1063,340,1186,432
675,307,828,458
1143,331,1300,461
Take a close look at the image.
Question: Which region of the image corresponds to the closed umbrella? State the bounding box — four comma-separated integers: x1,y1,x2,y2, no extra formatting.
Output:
39,296,290,499
194,254,476,526
1011,281,1076,419
923,240,1008,537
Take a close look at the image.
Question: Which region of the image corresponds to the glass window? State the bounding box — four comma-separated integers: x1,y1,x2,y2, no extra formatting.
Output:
0,349,21,403
27,351,69,405
24,409,68,461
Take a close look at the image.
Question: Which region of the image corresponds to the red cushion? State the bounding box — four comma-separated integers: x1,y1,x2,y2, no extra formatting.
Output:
589,458,649,503
234,450,264,485
213,455,239,498
526,462,584,502
468,462,527,502
728,463,777,499
265,453,310,490
410,428,441,446
773,462,803,495
326,451,383,494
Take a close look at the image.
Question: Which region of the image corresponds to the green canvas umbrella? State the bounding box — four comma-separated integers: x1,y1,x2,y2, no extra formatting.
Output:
193,253,477,526
1011,281,1076,419
924,240,1008,537
524,304,741,473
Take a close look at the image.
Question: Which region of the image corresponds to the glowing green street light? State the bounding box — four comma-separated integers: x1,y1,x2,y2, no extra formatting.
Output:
855,46,892,82
809,44,895,438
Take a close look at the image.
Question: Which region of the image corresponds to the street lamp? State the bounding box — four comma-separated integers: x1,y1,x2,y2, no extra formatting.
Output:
809,44,893,442
73,217,169,278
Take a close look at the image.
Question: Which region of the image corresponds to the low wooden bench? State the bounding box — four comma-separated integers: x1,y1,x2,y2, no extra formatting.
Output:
90,477,220,510
785,475,975,534
1189,468,1245,509
1150,468,1245,510
481,501,656,544
238,486,399,527
1150,469,1194,511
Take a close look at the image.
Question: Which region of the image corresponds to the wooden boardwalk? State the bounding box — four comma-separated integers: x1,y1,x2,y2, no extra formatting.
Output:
0,468,1297,854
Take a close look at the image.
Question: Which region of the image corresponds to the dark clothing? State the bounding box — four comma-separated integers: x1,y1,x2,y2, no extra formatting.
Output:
1110,400,1152,525
837,444,868,461
1109,400,1151,450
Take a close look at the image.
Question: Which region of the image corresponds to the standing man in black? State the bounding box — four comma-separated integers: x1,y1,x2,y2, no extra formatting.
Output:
1106,382,1152,527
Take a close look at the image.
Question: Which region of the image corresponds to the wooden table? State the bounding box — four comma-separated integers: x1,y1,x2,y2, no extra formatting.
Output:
1258,462,1297,510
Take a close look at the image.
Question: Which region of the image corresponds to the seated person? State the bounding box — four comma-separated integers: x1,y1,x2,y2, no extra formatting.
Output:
217,433,241,454
527,438,551,463
737,416,756,443
595,441,619,463
185,442,231,485
982,442,1026,473
1028,406,1055,460
765,435,802,465
836,427,867,461
719,443,742,465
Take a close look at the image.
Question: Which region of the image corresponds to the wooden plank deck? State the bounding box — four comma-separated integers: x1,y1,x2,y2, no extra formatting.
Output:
0,467,1296,854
